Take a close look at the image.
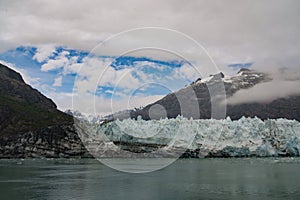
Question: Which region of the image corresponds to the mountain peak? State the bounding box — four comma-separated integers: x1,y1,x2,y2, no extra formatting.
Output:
0,64,57,110
237,68,252,74
0,63,24,82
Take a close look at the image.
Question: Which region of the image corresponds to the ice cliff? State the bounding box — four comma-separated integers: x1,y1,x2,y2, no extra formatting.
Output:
78,117,300,158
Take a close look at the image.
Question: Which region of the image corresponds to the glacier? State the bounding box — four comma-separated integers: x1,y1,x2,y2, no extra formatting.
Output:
75,116,300,158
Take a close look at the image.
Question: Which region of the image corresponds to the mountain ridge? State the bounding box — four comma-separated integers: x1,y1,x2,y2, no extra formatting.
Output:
112,68,300,121
0,63,75,136
0,63,90,158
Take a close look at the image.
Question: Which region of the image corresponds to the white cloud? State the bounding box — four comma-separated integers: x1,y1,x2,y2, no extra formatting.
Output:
227,66,300,105
32,44,56,62
1,0,300,113
1,58,167,115
133,61,165,72
174,63,200,81
40,50,80,73
41,51,69,71
46,91,74,112
53,76,62,87
70,91,165,116
227,80,300,105
72,56,160,95
1,0,299,70
63,62,82,74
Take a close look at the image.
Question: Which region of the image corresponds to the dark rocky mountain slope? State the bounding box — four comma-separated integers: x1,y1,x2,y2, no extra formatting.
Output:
0,63,72,135
0,63,89,158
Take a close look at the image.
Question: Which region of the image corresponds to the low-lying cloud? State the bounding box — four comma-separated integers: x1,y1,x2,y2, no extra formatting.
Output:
227,67,300,105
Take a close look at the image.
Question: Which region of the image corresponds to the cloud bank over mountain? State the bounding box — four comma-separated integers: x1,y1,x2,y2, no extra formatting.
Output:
1,0,300,67
0,0,299,114
227,66,300,105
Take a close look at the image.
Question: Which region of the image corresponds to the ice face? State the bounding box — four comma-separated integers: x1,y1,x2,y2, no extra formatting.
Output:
77,116,300,157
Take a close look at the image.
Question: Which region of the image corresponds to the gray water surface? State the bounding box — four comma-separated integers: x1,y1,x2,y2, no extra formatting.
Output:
0,158,299,200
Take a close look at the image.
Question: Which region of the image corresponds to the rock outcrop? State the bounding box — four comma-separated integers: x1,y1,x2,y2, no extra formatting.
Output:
0,124,90,158
0,63,89,158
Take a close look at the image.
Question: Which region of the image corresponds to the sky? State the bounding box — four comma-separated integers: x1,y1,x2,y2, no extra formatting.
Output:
0,0,299,115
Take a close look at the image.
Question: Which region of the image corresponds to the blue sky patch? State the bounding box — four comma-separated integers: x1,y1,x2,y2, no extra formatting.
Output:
228,62,253,68
110,56,184,70
0,46,192,100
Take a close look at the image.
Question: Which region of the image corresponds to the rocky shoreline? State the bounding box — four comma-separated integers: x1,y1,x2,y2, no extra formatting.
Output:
0,125,91,158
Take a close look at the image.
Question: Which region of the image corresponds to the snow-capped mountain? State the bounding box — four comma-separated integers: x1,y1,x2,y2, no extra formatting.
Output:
130,68,300,121
67,68,299,123
65,109,104,123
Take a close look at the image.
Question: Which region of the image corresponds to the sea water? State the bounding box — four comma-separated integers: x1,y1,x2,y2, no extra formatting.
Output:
0,158,300,200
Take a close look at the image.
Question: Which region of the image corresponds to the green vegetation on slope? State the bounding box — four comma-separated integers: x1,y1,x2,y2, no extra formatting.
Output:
0,93,72,136
0,64,73,137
